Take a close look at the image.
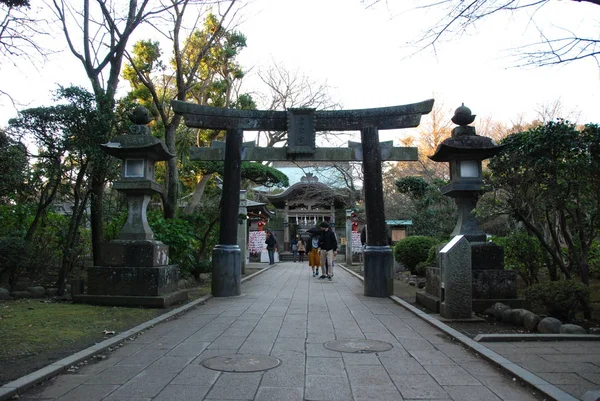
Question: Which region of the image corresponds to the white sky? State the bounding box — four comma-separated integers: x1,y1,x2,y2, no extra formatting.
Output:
1,0,599,140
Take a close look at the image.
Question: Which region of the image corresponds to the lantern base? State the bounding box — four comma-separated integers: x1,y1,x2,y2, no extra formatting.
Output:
363,246,393,298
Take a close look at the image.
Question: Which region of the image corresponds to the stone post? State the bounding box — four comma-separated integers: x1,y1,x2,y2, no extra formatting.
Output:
361,126,393,297
283,201,289,251
439,235,472,319
212,128,242,297
238,190,248,275
345,209,353,266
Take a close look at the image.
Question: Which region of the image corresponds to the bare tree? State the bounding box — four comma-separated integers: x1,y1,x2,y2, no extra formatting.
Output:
255,63,342,147
0,1,52,110
366,0,600,67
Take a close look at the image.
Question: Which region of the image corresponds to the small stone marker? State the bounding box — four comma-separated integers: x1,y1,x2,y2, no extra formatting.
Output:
324,339,393,353
202,354,281,372
439,235,472,319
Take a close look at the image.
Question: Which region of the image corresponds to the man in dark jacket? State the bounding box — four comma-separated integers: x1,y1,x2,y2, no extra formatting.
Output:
318,222,337,281
265,231,277,265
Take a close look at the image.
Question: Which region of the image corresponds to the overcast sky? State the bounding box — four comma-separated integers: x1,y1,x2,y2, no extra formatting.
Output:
1,0,599,137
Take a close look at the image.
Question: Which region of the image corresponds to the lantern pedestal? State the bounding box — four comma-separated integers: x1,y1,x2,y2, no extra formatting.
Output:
363,246,393,298
212,245,241,297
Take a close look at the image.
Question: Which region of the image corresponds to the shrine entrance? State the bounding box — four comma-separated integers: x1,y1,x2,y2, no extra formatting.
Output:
265,172,352,252
172,99,434,298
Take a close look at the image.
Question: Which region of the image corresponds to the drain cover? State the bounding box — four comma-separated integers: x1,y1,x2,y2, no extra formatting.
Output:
324,339,393,353
202,354,281,372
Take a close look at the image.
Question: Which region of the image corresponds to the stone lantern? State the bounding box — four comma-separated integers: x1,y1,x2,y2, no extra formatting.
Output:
420,104,521,319
429,104,504,242
75,106,188,308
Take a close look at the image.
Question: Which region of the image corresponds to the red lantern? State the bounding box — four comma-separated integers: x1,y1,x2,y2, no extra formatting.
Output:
352,221,359,232
257,221,265,231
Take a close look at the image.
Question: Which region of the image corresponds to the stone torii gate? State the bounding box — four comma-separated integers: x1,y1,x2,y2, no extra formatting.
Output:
172,99,434,298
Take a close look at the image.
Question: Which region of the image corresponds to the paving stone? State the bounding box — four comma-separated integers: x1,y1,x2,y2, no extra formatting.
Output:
342,352,381,365
393,374,449,399
254,386,303,401
424,365,481,386
145,356,195,374
206,335,246,350
165,341,210,357
85,365,146,384
476,376,542,401
305,374,352,401
115,349,168,367
443,385,502,401
106,371,175,399
346,365,395,387
351,385,405,401
54,384,119,401
153,384,212,401
408,350,456,365
304,343,339,357
306,357,345,376
380,356,427,375
171,364,220,386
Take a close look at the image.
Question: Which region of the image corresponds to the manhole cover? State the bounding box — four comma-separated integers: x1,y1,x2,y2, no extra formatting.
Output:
201,354,281,372
324,339,393,353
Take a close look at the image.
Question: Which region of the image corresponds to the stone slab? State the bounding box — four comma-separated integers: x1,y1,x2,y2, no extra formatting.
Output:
86,265,179,297
99,240,169,267
74,290,188,308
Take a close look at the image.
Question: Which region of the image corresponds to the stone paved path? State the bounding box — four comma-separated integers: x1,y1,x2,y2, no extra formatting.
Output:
20,262,544,401
484,340,600,400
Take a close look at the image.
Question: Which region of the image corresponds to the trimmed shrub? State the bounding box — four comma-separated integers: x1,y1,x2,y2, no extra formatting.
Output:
393,236,439,277
525,280,590,322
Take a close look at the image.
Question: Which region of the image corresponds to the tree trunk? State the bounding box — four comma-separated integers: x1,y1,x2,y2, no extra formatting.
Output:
90,172,105,266
163,119,181,219
183,173,213,215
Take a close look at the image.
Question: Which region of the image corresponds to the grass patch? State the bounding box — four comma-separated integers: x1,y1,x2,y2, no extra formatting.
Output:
0,282,212,362
0,299,163,360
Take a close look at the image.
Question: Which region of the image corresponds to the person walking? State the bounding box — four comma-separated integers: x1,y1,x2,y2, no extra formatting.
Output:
318,222,337,281
291,235,299,262
297,237,306,263
265,231,277,265
307,231,321,277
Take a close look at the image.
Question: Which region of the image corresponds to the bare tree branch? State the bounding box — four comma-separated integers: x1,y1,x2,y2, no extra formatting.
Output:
367,0,600,67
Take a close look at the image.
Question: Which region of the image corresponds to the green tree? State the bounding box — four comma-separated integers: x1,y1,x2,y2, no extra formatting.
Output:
121,8,243,219
0,129,27,204
8,86,107,294
488,120,600,285
394,176,456,239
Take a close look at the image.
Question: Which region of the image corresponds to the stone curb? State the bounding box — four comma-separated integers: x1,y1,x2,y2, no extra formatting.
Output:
0,264,274,401
475,333,600,342
337,264,579,401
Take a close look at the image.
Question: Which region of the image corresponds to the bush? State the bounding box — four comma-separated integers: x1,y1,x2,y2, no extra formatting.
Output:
394,236,439,277
525,280,590,322
492,231,544,286
148,211,198,277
